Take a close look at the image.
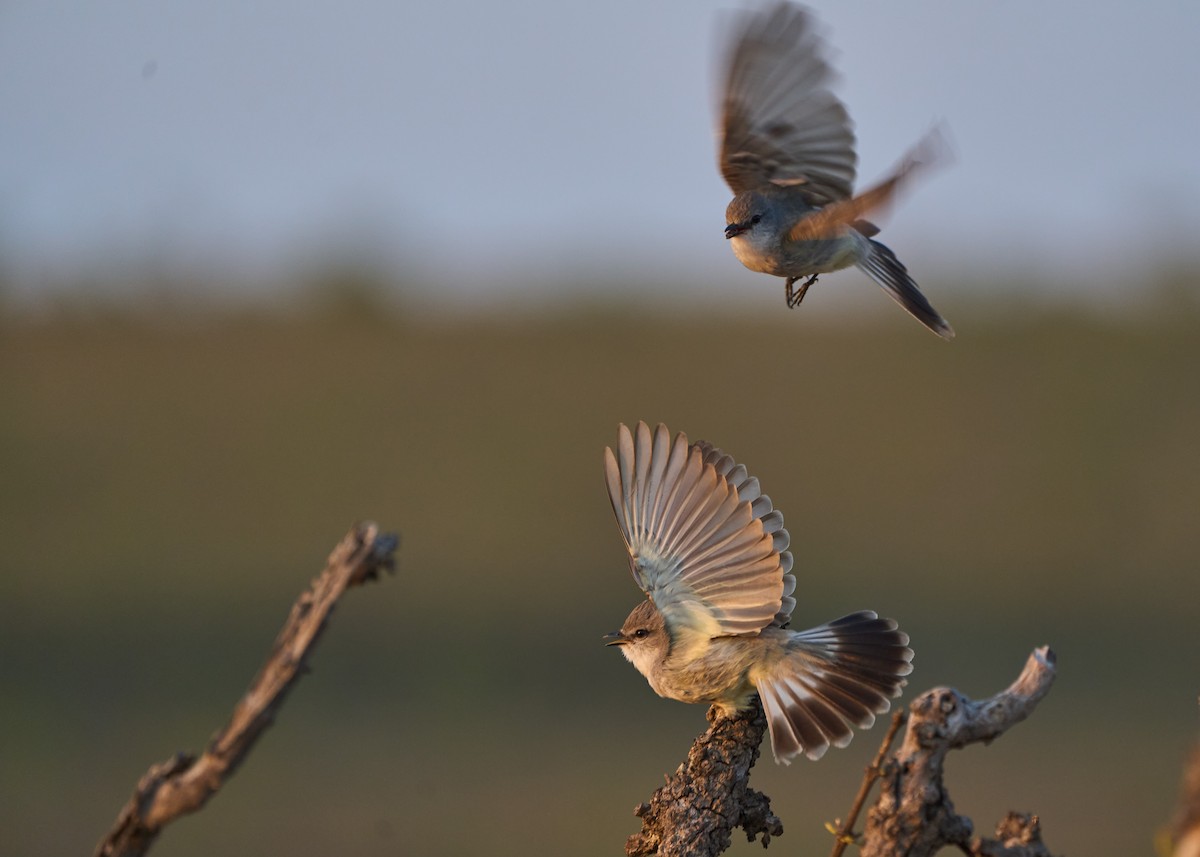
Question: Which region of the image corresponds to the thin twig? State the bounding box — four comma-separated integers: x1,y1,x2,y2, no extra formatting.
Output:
829,709,907,857
93,522,398,857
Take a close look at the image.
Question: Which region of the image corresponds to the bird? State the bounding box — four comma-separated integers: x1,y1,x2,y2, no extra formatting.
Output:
603,421,914,764
717,2,954,339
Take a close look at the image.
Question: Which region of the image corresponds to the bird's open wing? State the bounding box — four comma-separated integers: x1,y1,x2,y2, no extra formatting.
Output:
694,440,796,628
718,2,856,203
786,128,948,242
604,422,791,647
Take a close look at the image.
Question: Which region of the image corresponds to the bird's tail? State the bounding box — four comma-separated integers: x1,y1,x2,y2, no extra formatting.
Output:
753,611,913,764
855,238,955,340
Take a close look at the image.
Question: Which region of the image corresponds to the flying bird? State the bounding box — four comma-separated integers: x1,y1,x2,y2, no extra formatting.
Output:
718,2,954,339
604,422,913,764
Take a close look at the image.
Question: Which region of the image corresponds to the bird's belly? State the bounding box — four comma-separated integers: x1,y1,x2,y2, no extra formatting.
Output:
730,235,858,277
651,639,758,708
729,236,787,275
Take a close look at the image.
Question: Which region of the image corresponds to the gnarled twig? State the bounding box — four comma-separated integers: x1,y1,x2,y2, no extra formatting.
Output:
861,646,1059,857
94,522,398,857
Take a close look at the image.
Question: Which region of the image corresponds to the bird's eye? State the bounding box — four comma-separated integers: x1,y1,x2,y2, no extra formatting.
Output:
750,214,762,225
633,628,650,639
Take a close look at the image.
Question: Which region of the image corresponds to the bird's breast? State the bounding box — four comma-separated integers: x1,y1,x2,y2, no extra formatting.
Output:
652,637,761,707
729,234,788,276
730,231,862,277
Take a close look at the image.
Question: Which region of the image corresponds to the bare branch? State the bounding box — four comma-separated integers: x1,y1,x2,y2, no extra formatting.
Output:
94,522,398,857
626,699,783,857
861,646,1059,857
829,710,907,857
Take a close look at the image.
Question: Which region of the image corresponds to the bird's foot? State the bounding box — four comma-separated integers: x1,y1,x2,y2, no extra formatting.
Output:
785,275,819,308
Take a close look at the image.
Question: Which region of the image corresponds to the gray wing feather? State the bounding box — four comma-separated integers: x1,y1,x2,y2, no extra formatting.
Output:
718,2,856,202
697,440,796,627
605,423,790,638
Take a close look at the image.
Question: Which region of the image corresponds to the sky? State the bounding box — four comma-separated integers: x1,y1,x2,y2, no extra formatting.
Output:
3,1,1199,309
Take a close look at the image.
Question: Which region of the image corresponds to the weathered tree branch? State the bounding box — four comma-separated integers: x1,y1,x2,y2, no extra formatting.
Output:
626,648,1060,857
626,698,783,857
861,646,1059,857
93,522,398,857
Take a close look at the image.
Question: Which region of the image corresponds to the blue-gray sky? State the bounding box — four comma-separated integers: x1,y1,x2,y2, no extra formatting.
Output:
3,1,1199,308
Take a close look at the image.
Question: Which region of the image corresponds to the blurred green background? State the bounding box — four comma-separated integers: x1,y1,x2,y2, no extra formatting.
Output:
2,280,1199,856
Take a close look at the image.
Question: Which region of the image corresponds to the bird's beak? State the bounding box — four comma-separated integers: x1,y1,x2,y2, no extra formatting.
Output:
603,630,627,647
725,222,748,239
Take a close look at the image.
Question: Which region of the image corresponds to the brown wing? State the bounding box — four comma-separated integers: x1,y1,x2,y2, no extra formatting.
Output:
718,2,856,203
786,128,949,242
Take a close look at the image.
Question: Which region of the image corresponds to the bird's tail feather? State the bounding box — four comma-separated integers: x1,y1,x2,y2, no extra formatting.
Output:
755,611,913,764
856,238,955,340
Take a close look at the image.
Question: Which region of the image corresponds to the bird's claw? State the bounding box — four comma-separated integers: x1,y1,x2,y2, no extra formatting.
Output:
785,274,819,308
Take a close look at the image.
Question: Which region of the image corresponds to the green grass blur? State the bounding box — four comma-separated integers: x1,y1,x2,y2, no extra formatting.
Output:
2,287,1198,856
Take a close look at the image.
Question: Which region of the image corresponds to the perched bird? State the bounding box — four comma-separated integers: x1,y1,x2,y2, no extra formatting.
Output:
603,422,913,764
718,2,954,339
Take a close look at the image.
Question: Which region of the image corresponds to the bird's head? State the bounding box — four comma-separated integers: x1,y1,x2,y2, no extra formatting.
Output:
603,599,670,677
725,190,778,241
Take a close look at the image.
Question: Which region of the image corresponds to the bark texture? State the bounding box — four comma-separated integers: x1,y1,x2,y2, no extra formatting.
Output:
626,699,783,857
861,646,1059,857
93,522,397,857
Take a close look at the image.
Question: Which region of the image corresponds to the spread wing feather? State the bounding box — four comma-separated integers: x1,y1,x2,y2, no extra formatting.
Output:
605,422,794,642
718,2,857,203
